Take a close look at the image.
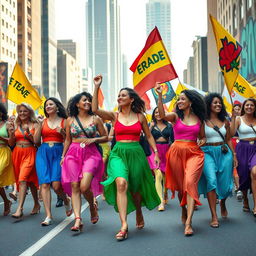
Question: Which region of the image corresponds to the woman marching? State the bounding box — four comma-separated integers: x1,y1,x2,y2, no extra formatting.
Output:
198,93,237,228
230,98,256,216
148,107,174,211
35,98,72,226
9,103,40,218
0,103,15,216
92,75,160,241
155,83,206,236
61,92,107,232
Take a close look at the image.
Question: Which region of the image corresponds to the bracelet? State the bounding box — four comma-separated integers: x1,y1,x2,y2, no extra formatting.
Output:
154,149,158,153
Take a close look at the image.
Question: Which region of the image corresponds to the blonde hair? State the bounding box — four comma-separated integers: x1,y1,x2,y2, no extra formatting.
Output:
15,103,38,126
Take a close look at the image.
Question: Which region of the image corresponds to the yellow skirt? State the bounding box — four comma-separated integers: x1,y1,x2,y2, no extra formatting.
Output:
0,146,15,187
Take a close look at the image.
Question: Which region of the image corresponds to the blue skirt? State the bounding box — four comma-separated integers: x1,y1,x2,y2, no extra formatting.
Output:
36,143,63,185
198,144,233,199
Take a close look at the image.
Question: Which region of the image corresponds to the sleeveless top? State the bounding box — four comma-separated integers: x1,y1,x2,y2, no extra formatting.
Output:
237,117,256,139
15,125,35,143
0,123,8,144
151,123,174,142
70,116,97,139
204,123,226,143
114,114,142,141
173,118,200,141
42,119,65,143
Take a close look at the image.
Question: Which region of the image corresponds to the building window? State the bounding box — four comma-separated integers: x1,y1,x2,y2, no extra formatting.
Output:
233,5,237,31
2,5,4,11
1,33,4,40
6,22,8,28
6,36,8,42
2,47,4,54
6,49,8,56
2,19,4,26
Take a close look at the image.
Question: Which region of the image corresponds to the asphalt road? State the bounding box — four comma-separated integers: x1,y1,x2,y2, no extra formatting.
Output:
0,188,255,256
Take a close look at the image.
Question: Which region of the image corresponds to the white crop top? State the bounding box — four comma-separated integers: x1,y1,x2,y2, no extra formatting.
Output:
237,117,256,140
205,123,226,143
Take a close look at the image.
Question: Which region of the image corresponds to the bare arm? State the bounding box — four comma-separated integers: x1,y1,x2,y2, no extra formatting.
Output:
94,116,108,143
91,74,116,121
60,118,72,165
230,112,240,137
198,122,206,147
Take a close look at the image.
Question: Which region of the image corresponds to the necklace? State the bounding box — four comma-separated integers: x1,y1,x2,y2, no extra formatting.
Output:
48,118,59,129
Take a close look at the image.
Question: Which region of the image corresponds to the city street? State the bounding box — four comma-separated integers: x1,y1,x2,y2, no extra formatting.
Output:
1,188,255,256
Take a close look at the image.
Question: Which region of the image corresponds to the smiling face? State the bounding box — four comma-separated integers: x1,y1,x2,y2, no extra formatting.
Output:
18,106,30,121
45,99,57,116
153,108,161,121
244,100,256,115
117,89,133,107
76,95,92,112
210,97,222,114
177,93,191,110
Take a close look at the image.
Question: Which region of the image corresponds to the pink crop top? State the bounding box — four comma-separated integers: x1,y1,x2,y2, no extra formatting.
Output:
114,114,142,141
173,118,201,141
42,119,65,143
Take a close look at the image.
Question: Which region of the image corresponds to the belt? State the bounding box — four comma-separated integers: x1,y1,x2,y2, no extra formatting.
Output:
44,142,62,147
240,140,256,145
16,144,34,148
205,142,224,146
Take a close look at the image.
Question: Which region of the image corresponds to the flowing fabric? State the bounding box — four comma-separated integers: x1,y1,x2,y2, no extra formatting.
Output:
198,145,233,199
102,142,160,214
165,141,204,206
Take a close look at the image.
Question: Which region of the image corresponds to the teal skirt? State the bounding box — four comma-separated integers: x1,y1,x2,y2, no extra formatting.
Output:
102,142,160,214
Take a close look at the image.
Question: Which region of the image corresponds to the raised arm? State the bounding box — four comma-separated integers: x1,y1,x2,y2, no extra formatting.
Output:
92,74,116,122
230,109,240,137
155,82,177,123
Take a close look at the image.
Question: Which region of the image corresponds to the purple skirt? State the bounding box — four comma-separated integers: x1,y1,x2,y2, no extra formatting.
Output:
236,140,256,190
61,142,104,197
147,143,169,172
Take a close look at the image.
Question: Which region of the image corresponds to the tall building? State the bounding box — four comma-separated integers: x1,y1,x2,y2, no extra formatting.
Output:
57,39,79,61
0,0,17,104
17,0,42,90
146,0,171,55
41,0,57,98
186,56,195,86
86,0,122,109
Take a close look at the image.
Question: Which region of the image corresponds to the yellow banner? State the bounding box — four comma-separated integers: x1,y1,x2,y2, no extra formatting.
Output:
168,83,187,112
38,96,47,116
210,15,242,94
133,41,171,86
6,62,42,110
233,74,256,98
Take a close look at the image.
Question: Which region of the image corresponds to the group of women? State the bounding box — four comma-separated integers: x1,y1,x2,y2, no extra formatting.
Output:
0,74,256,241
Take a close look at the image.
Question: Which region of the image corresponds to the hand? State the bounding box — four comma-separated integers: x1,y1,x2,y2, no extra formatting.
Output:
233,155,238,168
231,108,240,119
56,126,65,134
23,124,30,133
60,158,64,166
94,75,102,87
81,138,96,146
154,153,160,168
37,115,44,124
154,82,163,95
198,137,206,147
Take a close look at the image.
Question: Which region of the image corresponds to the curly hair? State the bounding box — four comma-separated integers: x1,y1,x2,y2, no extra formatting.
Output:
67,92,93,117
151,107,169,125
15,103,38,125
119,87,145,113
0,103,8,121
241,98,256,117
44,97,67,118
204,93,228,122
176,90,206,122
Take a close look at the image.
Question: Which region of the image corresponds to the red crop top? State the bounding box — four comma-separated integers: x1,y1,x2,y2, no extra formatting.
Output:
114,114,142,141
15,126,35,142
42,119,65,143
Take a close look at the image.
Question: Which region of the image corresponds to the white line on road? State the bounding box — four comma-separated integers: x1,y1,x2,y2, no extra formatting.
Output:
19,201,90,256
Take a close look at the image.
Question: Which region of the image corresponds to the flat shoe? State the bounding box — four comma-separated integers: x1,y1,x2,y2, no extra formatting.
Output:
41,217,52,226
210,221,219,228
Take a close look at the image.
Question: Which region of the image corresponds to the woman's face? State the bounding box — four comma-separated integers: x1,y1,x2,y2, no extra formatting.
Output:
18,106,30,121
244,100,255,115
177,93,191,110
77,95,91,111
154,108,161,121
117,90,133,107
45,100,57,115
210,97,222,114
233,105,241,116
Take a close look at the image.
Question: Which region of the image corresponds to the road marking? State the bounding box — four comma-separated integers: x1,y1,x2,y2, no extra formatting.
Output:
19,201,90,256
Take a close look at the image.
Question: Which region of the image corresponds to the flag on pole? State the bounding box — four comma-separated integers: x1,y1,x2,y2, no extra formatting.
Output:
6,62,42,110
130,27,178,97
210,15,242,94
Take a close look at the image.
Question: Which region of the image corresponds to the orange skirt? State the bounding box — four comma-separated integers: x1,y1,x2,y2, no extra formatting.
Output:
165,141,204,206
12,146,38,189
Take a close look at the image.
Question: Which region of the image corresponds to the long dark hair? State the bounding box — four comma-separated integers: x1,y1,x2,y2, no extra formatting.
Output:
44,97,67,118
204,93,228,122
241,98,256,117
119,87,145,113
151,107,169,126
67,92,93,117
176,90,206,122
0,103,8,121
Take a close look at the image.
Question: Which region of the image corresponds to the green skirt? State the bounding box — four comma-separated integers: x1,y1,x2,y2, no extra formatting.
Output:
102,142,160,214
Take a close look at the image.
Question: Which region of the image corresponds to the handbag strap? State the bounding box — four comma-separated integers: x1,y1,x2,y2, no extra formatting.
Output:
75,116,88,138
250,124,256,135
208,121,226,143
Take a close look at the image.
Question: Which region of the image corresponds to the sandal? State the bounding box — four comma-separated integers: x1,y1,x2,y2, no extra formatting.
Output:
3,200,12,216
210,220,219,228
90,204,99,224
116,229,128,241
184,224,193,236
71,217,83,232
136,213,144,229
158,203,165,212
64,198,73,217
41,217,52,226
242,206,250,212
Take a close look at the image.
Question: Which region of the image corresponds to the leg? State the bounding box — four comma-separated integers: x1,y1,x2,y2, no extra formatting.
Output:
12,181,27,217
178,191,187,224
220,198,228,218
71,182,82,229
9,183,17,201
207,190,219,227
154,169,164,211
41,183,51,218
131,192,144,229
242,189,250,211
0,187,12,216
250,166,256,215
185,194,194,236
29,182,40,214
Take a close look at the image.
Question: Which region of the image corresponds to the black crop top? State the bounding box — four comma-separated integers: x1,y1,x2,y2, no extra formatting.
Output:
151,123,174,143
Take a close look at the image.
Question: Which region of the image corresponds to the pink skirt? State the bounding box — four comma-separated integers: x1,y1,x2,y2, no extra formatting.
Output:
61,142,104,197
147,143,169,172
